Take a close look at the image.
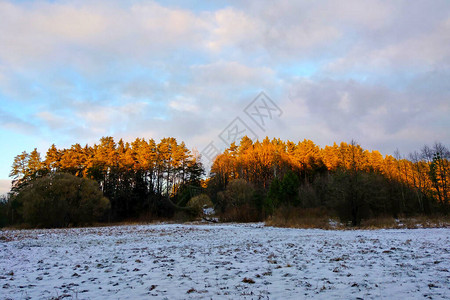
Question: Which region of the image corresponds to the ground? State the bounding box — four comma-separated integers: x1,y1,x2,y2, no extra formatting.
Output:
0,224,449,299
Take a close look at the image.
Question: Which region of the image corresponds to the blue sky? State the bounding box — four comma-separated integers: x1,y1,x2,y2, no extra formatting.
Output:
1,0,449,194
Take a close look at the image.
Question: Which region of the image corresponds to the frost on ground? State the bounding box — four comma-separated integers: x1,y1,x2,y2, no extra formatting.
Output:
0,224,449,300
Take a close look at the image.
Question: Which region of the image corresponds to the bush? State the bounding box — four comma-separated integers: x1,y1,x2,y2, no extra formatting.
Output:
266,207,335,229
0,195,9,227
281,171,300,206
13,173,110,228
265,178,281,215
187,194,214,217
216,179,260,222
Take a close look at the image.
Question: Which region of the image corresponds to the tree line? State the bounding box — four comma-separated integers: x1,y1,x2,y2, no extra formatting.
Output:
207,137,449,225
3,137,204,226
1,136,448,227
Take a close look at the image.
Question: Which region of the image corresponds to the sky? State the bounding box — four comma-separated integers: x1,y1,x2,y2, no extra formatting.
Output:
0,0,449,194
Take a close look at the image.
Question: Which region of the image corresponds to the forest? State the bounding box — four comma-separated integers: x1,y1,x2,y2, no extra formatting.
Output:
0,136,448,228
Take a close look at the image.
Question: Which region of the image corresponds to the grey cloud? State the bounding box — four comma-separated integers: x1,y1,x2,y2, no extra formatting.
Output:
289,79,389,129
191,61,275,88
0,109,37,134
286,73,449,151
0,0,449,173
0,179,11,195
121,80,167,101
1,0,449,71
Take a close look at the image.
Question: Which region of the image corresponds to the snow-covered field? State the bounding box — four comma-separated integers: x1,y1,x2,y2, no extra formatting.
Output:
1,224,449,300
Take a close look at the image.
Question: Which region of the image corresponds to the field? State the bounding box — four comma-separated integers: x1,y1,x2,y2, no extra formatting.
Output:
1,224,449,299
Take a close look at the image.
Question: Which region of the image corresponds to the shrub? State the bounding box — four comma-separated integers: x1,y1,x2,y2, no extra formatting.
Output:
0,195,8,227
266,207,335,229
265,177,281,215
13,173,110,228
216,179,260,222
281,171,300,206
187,194,214,217
224,179,255,207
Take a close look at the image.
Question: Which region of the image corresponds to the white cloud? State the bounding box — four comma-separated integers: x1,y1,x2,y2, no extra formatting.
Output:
0,0,209,70
0,0,449,181
169,96,199,113
284,74,449,154
206,7,262,52
324,7,450,73
0,109,37,134
191,61,275,87
72,101,149,133
0,179,11,195
36,111,68,129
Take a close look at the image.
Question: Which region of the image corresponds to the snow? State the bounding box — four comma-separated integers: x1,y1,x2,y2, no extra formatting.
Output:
1,224,449,299
202,207,215,216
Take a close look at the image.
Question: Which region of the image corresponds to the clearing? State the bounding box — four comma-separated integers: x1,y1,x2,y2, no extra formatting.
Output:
0,224,449,299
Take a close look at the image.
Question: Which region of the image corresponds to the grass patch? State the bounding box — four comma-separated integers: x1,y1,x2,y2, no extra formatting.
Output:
358,215,450,229
265,207,450,229
265,207,339,229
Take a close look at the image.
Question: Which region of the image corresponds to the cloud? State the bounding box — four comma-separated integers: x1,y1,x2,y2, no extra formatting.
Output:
65,101,152,138
323,4,450,74
285,73,449,153
206,7,262,52
191,61,275,87
36,111,68,130
169,96,199,113
1,0,448,71
0,109,37,134
0,1,106,65
0,179,10,196
0,0,210,73
0,0,449,179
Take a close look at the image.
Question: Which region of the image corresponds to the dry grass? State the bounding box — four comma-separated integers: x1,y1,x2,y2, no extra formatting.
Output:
398,216,450,229
219,204,261,223
266,207,450,230
359,217,398,229
265,207,339,229
358,215,450,229
4,210,448,231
